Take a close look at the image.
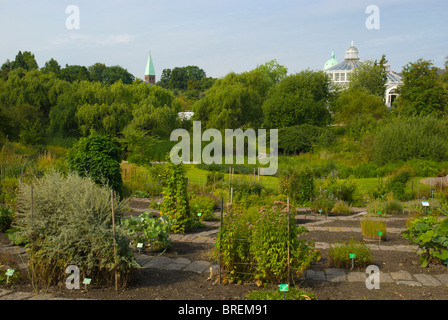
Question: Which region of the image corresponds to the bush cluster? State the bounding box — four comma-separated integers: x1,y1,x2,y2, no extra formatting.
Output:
329,239,373,269
215,201,320,284
14,171,139,287
279,166,314,205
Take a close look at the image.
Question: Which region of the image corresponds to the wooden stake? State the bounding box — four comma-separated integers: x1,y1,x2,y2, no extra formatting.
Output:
31,186,34,222
219,197,223,284
111,190,118,292
287,197,290,286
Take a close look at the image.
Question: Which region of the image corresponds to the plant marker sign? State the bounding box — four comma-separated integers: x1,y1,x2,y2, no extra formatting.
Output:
349,253,356,269
197,212,202,217
279,284,289,300
378,231,383,243
137,242,143,252
5,269,14,284
83,278,91,291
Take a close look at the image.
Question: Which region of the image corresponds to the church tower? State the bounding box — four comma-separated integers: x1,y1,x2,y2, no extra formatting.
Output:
145,52,156,85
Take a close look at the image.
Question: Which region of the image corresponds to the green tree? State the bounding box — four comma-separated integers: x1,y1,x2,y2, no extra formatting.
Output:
88,62,107,82
41,58,61,75
255,59,288,86
67,135,123,195
394,59,448,116
76,102,132,137
11,51,28,70
370,115,448,165
262,70,332,129
157,68,172,88
59,64,90,83
102,66,135,85
0,59,13,80
193,70,269,130
22,51,39,70
332,86,386,124
349,55,388,98
169,67,189,90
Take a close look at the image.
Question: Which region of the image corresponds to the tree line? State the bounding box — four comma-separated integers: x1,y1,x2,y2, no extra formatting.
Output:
1,50,447,165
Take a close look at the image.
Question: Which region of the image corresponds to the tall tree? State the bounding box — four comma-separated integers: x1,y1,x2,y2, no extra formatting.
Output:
22,51,39,70
88,62,107,82
193,69,269,131
41,58,61,75
349,55,388,98
262,70,333,129
255,59,288,86
59,64,90,83
102,65,135,85
394,59,448,116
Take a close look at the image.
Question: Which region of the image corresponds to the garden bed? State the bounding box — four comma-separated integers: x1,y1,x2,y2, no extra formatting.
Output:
2,201,448,301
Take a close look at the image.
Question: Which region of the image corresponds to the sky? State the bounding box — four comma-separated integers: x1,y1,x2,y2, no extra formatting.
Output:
0,0,446,81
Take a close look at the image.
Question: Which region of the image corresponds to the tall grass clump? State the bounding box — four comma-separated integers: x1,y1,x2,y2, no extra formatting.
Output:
14,171,139,288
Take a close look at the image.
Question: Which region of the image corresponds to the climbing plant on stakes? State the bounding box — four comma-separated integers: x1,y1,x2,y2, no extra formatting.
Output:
160,159,192,233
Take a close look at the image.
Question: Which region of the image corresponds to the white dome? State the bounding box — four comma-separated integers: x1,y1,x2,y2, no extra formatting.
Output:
344,41,359,61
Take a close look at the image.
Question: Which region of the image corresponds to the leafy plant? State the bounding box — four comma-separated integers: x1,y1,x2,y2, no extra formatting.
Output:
215,201,320,284
329,239,373,269
309,190,337,215
121,212,174,249
160,159,192,233
402,217,448,267
14,171,138,288
279,166,315,205
67,135,123,195
331,200,351,215
0,204,14,232
190,195,216,221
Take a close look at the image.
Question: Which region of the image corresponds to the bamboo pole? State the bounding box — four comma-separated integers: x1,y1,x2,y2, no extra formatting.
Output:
31,186,34,222
111,190,118,292
287,197,290,287
219,197,223,284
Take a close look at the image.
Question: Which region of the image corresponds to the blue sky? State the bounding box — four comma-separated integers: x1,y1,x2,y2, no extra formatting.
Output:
0,0,446,81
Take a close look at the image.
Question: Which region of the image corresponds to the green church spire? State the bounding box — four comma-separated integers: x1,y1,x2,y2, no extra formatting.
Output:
145,52,155,76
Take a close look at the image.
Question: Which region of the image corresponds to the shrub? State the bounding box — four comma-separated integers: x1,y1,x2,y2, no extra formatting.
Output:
214,177,265,203
278,124,335,155
371,116,448,165
329,239,373,269
160,160,192,233
67,135,123,195
320,175,358,204
190,195,216,221
215,201,320,284
0,177,19,208
331,200,351,215
385,169,413,201
14,171,138,288
360,217,387,239
121,212,174,250
0,204,14,232
279,166,314,205
401,217,448,267
367,200,403,215
206,171,224,185
309,190,337,214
